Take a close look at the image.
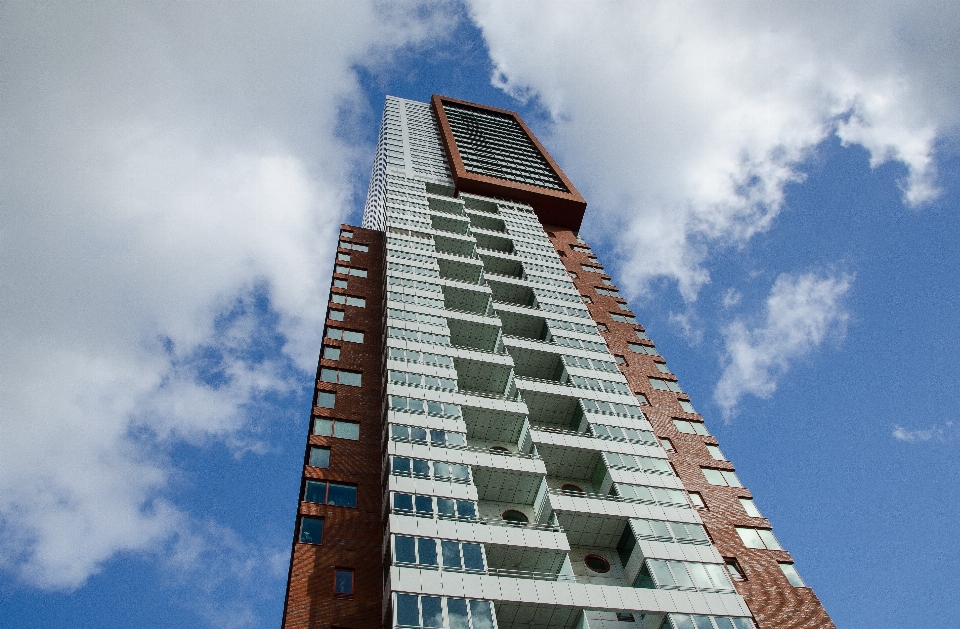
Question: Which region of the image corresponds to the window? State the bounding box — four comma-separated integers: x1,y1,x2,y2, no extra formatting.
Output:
597,323,608,331
391,492,477,520
581,295,592,303
501,509,529,523
393,536,485,571
628,342,659,355
303,480,357,507
341,230,353,239
316,391,336,408
655,362,671,373
591,423,656,445
701,467,744,487
635,393,649,405
395,595,494,629
308,446,330,468
313,417,360,440
568,375,631,395
328,309,344,321
649,377,682,392
736,527,782,550
321,345,340,361
678,400,696,413
584,555,611,573
616,483,689,508
779,563,806,587
390,424,466,447
637,558,734,592
388,348,454,368
389,370,457,391
334,265,367,277
320,368,362,387
610,313,638,324
331,293,365,307
604,452,673,475
671,616,755,629
688,492,706,509
673,419,709,435
387,327,451,346
389,395,461,418
334,569,353,598
336,252,350,262
298,516,323,544
660,437,675,452
617,301,631,311
631,518,709,545
581,264,604,273
635,330,649,340
568,271,578,278
739,497,763,518
333,278,347,289
595,287,619,297
614,355,626,364
725,558,746,581
339,240,368,252
571,245,590,252
391,457,471,483
581,398,645,417
325,327,364,343
705,444,726,460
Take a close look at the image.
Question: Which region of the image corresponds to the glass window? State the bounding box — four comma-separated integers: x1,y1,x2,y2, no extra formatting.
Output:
779,562,806,587
462,543,484,570
395,536,416,563
347,296,365,307
334,569,353,597
333,420,360,440
739,497,762,518
298,516,323,544
321,345,340,360
316,391,335,408
674,419,696,434
418,538,438,566
736,527,766,549
721,470,743,487
421,596,443,628
656,362,670,373
678,400,696,413
304,480,326,503
333,278,347,289
757,529,782,550
326,483,357,507
393,492,413,511
447,599,470,629
725,558,746,581
441,540,461,568
702,468,727,486
308,447,330,468
614,355,626,364
660,438,675,452
339,371,362,387
396,594,420,626
705,444,726,460
328,309,345,321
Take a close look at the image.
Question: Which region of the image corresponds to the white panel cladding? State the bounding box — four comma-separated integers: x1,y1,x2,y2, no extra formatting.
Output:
514,377,638,406
389,514,570,550
503,335,613,363
547,492,701,524
389,441,547,476
390,566,752,616
389,475,478,501
388,410,465,434
606,468,686,490
529,428,663,457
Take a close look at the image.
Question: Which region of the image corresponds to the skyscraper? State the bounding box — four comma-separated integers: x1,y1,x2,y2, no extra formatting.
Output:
281,95,834,629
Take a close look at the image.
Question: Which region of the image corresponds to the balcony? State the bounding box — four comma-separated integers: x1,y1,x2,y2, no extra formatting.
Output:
454,357,514,398
434,233,477,258
448,318,503,353
474,233,514,253
521,389,582,431
480,252,523,278
431,213,470,235
498,310,548,341
468,211,507,233
427,195,464,215
442,284,492,316
489,280,535,307
506,344,564,382
462,194,500,214
438,256,483,284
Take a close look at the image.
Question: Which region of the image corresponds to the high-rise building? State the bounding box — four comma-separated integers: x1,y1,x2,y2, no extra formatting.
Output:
281,95,834,629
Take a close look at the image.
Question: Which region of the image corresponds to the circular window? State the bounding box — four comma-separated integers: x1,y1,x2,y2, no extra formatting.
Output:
584,554,611,573
501,509,529,523
561,484,584,494
489,446,511,454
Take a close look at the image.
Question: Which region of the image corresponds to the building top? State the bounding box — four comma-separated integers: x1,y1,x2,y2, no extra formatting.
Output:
431,95,587,230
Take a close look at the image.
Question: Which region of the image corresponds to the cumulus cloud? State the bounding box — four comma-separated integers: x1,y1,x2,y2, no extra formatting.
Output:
714,272,853,415
0,1,450,591
467,1,959,300
893,422,955,443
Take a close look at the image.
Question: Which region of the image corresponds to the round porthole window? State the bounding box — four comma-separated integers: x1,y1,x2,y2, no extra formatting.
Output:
584,554,611,573
561,484,584,494
501,509,529,523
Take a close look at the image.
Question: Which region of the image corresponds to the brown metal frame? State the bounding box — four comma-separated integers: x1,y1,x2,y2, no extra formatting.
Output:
431,95,588,231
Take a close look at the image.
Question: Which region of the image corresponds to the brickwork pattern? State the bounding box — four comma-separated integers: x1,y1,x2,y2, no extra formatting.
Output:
542,225,835,629
282,225,386,629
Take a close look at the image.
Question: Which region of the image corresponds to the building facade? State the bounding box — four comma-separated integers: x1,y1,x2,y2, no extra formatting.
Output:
281,95,835,629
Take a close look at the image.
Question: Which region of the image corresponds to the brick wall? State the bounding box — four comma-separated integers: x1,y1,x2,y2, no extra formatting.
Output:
282,225,386,629
542,224,835,629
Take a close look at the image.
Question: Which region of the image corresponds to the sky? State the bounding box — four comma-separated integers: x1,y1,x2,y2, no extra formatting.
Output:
1,2,958,627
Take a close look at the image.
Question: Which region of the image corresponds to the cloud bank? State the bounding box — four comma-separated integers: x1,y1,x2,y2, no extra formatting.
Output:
0,1,449,592
468,0,958,300
714,273,853,415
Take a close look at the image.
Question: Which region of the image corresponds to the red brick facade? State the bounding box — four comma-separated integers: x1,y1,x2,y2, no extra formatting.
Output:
543,225,836,629
281,225,386,629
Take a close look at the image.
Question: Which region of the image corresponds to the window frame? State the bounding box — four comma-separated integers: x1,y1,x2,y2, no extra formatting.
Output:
333,568,354,599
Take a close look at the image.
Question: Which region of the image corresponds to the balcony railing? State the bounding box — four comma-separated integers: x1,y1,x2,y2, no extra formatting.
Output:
393,562,576,582
390,436,539,460
390,508,563,532
531,424,658,447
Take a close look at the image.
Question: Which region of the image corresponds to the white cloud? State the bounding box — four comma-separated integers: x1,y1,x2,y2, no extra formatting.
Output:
893,422,955,443
714,272,853,415
0,1,450,591
467,1,959,300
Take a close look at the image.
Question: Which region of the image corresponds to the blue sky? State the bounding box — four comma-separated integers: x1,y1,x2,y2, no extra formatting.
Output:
1,2,958,628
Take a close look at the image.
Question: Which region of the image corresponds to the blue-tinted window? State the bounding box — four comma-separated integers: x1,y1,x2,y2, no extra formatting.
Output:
441,540,461,568
304,480,326,504
420,596,443,628
462,543,484,570
393,492,413,511
447,598,469,629
316,391,335,408
469,600,495,629
327,483,356,508
418,538,438,566
396,593,420,626
395,536,416,563
415,495,433,514
334,569,353,597
298,517,323,544
308,447,330,468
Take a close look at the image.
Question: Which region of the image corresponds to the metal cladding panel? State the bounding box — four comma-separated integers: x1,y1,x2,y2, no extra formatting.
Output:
432,95,587,231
